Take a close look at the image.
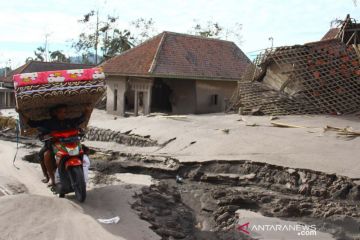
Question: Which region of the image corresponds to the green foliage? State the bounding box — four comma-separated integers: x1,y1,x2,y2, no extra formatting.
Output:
25,57,33,63
28,47,69,63
73,10,159,63
72,10,135,63
34,46,45,61
49,50,69,62
102,29,134,60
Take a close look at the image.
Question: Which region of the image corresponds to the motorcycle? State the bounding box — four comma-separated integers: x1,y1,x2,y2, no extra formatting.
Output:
46,129,87,202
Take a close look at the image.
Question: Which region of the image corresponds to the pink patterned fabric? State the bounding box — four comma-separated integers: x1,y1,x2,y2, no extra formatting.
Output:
13,67,105,88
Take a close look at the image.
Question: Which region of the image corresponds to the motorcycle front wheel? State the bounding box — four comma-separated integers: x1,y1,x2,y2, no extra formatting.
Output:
68,166,86,203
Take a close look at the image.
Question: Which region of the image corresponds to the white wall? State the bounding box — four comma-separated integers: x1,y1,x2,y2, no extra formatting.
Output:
106,77,127,116
195,80,237,114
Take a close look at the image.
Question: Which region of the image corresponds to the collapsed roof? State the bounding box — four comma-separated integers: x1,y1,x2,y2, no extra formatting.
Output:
321,14,360,45
229,15,360,115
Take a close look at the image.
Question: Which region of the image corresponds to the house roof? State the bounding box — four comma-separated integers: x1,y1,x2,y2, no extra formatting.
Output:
321,28,340,41
2,61,95,83
321,15,360,44
102,31,251,81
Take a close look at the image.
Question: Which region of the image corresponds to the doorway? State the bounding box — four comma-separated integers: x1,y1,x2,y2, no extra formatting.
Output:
151,79,172,113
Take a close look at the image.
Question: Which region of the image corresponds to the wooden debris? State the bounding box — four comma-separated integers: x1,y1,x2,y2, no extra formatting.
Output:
324,125,360,139
269,116,279,121
160,115,190,121
245,123,259,127
270,121,308,129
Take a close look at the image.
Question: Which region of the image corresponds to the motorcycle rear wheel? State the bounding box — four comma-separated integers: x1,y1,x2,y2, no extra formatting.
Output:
68,166,86,202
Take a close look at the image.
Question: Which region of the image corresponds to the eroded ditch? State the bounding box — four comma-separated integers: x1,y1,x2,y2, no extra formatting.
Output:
23,148,360,240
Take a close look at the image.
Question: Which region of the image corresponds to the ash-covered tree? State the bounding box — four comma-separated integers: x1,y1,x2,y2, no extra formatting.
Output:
190,20,243,45
73,10,134,63
192,20,224,38
130,18,158,45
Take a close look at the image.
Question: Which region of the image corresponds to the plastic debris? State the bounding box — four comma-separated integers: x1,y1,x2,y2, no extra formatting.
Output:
97,216,120,224
176,175,183,184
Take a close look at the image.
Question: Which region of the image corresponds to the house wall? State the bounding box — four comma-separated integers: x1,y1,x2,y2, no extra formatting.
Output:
163,78,197,114
195,80,237,114
0,88,16,109
106,76,237,115
106,76,154,116
128,77,154,115
106,76,127,116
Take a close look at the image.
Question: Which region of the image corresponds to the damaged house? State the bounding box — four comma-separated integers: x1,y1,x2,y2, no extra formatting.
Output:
229,14,360,115
102,31,251,116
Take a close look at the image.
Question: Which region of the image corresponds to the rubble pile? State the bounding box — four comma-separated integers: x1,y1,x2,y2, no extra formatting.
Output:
85,127,158,147
229,15,360,115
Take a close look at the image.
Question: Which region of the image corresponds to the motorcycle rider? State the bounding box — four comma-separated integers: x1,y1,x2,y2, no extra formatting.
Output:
19,104,92,188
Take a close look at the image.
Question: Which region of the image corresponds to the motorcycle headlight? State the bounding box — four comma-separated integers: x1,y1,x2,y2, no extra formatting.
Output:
66,146,80,156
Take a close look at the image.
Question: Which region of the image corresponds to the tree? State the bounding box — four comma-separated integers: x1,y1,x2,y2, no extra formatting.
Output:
72,10,134,64
224,22,243,46
0,67,11,77
28,47,68,63
34,46,45,61
191,20,223,38
25,57,33,63
190,20,243,45
130,18,158,45
49,50,69,62
102,29,133,60
72,10,100,63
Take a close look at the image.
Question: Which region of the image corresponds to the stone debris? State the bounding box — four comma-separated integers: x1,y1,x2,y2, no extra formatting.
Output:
85,126,158,147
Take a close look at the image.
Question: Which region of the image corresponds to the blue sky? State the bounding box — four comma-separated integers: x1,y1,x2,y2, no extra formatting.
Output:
0,0,358,68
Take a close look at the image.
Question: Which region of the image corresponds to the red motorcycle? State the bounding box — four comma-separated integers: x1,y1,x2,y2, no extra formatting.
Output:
49,129,86,202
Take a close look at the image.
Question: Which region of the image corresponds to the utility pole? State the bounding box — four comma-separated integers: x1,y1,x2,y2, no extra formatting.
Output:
95,10,99,64
4,59,11,77
268,37,274,49
44,33,51,62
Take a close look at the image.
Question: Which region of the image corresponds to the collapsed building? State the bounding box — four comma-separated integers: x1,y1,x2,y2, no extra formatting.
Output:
229,15,360,115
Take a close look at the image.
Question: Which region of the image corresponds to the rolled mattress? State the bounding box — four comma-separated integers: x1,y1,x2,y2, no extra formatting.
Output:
13,67,106,132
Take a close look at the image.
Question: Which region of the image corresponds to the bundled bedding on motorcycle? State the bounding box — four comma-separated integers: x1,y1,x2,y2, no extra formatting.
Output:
13,67,106,134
